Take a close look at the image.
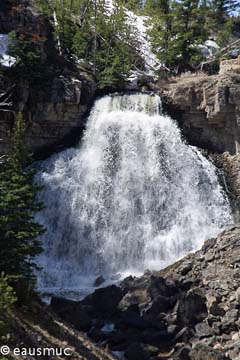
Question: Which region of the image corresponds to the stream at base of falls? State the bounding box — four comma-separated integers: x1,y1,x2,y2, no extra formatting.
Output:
35,93,232,301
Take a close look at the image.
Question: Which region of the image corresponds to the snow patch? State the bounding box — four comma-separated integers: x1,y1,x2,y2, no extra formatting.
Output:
127,12,158,74
199,40,220,58
104,0,159,75
0,34,16,67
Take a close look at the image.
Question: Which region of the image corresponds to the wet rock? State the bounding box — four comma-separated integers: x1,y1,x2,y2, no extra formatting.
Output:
94,275,105,287
125,343,150,360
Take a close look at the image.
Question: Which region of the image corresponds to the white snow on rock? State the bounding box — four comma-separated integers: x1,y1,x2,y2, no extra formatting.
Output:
104,0,159,75
0,34,16,67
127,12,158,74
199,40,220,58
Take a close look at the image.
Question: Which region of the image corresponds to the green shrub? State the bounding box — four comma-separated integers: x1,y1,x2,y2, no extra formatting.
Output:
0,274,16,340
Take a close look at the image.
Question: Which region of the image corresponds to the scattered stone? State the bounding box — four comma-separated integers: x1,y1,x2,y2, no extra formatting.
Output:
207,296,225,316
50,225,240,360
221,309,239,333
179,262,193,276
235,288,240,303
174,327,192,343
173,344,190,360
195,322,213,339
202,237,217,253
190,343,228,360
144,345,159,356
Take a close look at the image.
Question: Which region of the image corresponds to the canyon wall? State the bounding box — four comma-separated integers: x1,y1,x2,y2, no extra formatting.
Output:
160,72,240,155
0,0,96,157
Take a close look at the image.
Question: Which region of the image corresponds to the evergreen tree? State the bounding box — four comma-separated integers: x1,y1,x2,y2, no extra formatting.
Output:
72,0,139,86
147,0,207,72
0,274,16,340
146,0,173,68
207,0,239,45
0,113,45,292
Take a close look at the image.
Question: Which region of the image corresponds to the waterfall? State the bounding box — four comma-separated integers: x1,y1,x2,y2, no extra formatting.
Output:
36,93,232,299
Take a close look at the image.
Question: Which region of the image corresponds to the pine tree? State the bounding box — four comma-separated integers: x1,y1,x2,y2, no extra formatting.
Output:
0,114,45,292
146,0,173,68
147,0,207,72
208,1,239,45
72,0,139,86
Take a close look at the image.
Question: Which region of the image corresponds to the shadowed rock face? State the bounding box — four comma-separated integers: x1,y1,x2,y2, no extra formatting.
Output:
51,225,240,360
0,0,96,157
160,72,240,155
0,72,96,158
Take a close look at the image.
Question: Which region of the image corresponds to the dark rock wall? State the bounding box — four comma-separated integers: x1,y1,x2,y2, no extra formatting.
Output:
0,0,96,157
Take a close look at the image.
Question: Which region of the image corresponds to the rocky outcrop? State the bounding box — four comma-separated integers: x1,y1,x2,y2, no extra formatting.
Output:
160,72,240,154
0,72,96,156
0,0,49,38
0,0,96,156
211,153,240,222
51,225,240,360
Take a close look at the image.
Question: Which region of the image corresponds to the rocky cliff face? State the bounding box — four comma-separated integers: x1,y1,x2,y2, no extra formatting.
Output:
51,225,240,360
0,72,96,156
160,72,240,155
0,0,96,156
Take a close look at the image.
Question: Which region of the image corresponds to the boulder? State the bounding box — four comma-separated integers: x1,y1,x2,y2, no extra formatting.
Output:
221,309,239,333
177,288,208,325
82,285,123,316
194,322,213,339
51,297,92,331
94,275,105,287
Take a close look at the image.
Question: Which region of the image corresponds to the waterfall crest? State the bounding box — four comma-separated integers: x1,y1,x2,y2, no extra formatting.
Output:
36,93,232,298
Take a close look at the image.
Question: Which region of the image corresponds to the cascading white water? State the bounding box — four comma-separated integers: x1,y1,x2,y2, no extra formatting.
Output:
36,93,232,299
